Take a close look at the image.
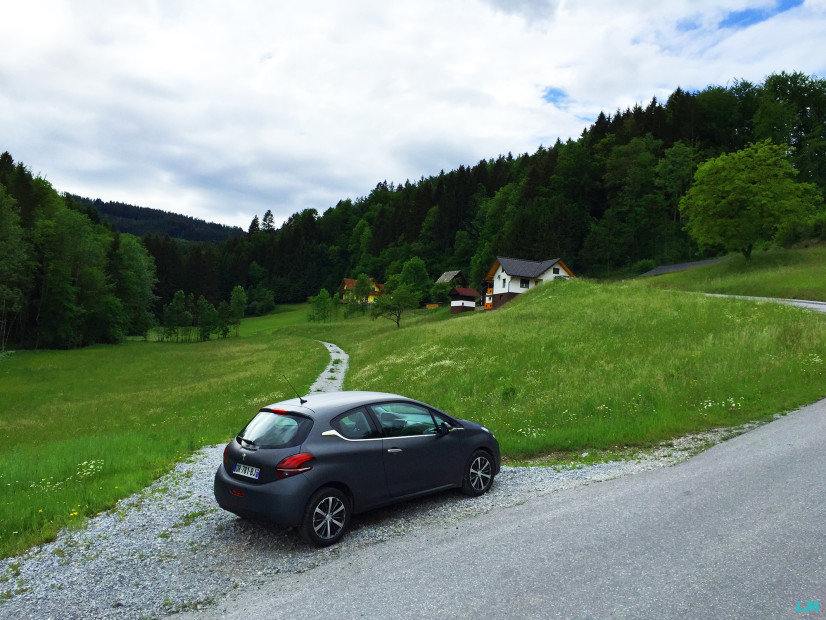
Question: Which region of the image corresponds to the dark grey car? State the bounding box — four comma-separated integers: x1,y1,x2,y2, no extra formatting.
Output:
214,391,500,546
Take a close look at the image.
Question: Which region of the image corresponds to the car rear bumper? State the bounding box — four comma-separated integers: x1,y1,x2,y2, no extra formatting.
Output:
213,465,312,528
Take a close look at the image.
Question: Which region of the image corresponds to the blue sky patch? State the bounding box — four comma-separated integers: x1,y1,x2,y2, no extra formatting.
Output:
542,87,568,105
676,17,701,32
719,0,803,29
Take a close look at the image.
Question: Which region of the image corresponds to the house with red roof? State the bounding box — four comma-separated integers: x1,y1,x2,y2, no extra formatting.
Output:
338,277,384,303
448,287,480,314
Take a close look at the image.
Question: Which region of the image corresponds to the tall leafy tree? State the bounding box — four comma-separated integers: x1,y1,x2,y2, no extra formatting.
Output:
229,285,247,335
163,290,192,342
109,233,157,337
307,288,333,322
399,256,430,302
196,295,219,340
680,140,823,259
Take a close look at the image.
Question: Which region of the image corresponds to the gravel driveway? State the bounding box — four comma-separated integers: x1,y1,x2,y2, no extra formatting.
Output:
0,341,762,619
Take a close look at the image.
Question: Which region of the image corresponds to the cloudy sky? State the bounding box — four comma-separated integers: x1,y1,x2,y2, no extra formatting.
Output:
2,0,824,230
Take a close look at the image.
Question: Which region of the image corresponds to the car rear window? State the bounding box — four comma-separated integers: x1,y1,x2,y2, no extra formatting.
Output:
239,411,313,449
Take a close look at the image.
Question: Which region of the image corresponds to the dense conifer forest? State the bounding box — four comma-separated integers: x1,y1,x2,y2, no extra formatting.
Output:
68,195,244,243
2,71,825,348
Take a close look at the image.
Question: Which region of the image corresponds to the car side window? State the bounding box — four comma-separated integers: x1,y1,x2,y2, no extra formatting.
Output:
371,403,438,437
331,408,379,440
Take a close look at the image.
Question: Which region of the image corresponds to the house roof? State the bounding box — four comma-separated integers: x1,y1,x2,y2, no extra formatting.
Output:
449,287,479,298
340,277,383,290
495,257,561,278
436,270,463,284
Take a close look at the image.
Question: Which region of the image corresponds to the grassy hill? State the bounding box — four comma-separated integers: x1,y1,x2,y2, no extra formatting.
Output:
295,279,826,459
639,245,826,301
2,267,825,558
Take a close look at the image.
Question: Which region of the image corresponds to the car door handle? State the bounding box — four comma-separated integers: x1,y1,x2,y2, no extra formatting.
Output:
387,448,402,453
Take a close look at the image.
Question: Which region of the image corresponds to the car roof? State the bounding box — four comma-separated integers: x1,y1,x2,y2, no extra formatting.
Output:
265,391,416,419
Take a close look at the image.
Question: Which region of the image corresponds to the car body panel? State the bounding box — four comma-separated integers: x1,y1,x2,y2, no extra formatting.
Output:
214,463,312,527
301,432,387,512
214,391,500,535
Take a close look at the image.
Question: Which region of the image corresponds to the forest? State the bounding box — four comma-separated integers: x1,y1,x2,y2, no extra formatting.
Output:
1,71,825,349
69,195,244,243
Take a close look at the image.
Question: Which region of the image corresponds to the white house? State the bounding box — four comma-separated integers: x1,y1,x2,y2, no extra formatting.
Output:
483,256,574,310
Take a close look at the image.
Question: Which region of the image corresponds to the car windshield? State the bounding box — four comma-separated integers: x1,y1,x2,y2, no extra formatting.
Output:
239,411,313,449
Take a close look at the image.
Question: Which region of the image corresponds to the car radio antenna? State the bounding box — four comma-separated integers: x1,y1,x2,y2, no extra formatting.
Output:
283,375,307,404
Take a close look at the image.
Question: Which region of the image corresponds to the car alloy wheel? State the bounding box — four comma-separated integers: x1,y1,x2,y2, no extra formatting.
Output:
462,450,493,496
301,487,351,547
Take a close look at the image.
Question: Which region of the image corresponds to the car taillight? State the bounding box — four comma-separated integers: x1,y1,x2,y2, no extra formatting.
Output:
276,453,315,479
223,443,229,465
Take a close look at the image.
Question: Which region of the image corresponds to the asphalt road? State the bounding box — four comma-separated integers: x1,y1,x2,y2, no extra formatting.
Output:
184,397,826,620
705,293,826,313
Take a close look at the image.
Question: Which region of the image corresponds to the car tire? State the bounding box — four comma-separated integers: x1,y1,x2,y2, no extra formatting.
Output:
461,450,494,496
300,487,351,547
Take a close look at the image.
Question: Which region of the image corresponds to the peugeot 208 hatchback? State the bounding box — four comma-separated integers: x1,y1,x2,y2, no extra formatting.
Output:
214,391,500,546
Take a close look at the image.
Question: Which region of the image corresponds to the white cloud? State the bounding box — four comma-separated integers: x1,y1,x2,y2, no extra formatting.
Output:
1,0,824,229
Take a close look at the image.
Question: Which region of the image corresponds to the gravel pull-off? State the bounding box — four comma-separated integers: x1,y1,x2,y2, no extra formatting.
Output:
0,341,763,619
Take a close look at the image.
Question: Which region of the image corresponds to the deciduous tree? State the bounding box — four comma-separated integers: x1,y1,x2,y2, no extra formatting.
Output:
229,285,247,335
307,288,333,322
679,140,823,259
371,284,421,328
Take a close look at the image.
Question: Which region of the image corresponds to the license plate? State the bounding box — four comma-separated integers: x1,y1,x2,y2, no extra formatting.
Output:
233,463,260,479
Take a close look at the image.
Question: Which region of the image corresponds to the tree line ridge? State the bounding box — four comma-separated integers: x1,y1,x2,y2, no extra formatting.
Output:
1,71,824,349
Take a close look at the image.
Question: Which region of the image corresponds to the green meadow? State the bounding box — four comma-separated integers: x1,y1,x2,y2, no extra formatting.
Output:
297,279,826,458
640,245,826,301
2,261,826,558
0,333,327,558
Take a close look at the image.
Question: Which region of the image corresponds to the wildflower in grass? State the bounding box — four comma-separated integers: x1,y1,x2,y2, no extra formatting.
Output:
517,425,542,438
699,396,744,411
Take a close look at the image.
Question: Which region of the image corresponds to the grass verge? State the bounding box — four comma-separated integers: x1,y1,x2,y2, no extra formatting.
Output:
0,334,327,558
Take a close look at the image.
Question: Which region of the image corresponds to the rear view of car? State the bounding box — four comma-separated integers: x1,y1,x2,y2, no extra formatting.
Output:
214,391,500,547
214,408,317,527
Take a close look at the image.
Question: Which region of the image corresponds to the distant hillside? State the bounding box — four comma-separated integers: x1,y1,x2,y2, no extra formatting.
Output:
68,195,244,242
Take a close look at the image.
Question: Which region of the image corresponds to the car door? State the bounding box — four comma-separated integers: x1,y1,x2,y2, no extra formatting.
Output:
318,407,387,511
370,402,459,497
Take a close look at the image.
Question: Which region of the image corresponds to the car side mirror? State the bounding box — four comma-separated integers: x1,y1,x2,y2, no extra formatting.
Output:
437,422,451,436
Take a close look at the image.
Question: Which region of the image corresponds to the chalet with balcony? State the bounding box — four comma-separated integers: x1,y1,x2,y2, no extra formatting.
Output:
483,257,574,310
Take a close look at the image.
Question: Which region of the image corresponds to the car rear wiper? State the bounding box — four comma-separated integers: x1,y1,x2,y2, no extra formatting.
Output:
238,436,257,449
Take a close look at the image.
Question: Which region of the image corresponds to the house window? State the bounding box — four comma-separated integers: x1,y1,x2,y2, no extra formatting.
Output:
520,279,529,289
552,267,560,275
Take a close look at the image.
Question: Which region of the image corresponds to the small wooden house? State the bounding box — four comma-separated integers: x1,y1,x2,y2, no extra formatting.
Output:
483,257,574,310
448,287,479,314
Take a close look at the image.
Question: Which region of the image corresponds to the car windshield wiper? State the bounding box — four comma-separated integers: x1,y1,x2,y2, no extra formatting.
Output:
238,436,257,448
